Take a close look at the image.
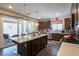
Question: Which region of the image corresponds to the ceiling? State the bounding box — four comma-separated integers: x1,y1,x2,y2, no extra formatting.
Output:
0,3,72,19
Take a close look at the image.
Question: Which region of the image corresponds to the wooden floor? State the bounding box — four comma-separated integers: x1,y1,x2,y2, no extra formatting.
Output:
0,40,60,56
36,40,60,56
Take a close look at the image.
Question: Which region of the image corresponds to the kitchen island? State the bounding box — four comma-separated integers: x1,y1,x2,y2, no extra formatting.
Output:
12,34,48,56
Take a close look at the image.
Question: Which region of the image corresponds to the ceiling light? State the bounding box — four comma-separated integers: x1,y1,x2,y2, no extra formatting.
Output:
56,13,60,16
8,6,12,9
36,22,39,26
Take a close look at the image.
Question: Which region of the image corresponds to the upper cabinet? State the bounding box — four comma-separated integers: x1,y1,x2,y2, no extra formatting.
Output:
38,21,51,30
64,18,71,30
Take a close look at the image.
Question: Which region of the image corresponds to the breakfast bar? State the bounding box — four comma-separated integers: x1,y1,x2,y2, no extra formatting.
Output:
12,34,48,56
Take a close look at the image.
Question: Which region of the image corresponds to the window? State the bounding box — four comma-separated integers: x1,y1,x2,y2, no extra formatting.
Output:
24,20,28,34
3,16,38,36
3,22,18,36
18,19,28,35
51,20,64,33
3,16,18,36
27,21,35,33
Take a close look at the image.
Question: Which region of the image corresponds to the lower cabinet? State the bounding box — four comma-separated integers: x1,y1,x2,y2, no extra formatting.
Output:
17,35,47,56
18,41,32,56
31,39,38,55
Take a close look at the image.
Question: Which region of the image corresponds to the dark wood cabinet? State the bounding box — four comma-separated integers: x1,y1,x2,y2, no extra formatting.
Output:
18,41,32,56
64,18,71,30
37,38,41,51
16,35,48,56
52,33,64,41
43,36,47,46
38,21,51,30
31,39,38,55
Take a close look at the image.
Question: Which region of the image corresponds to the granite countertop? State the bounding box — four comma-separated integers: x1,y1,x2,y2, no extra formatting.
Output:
12,34,47,44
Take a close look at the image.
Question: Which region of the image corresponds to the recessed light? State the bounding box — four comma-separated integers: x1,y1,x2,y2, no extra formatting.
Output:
36,22,39,26
8,5,12,9
56,13,60,16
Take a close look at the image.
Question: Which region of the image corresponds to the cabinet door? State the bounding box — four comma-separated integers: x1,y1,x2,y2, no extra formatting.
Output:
42,36,47,48
41,37,44,48
18,43,27,56
31,39,37,55
26,41,32,55
18,42,32,56
37,38,41,51
44,36,48,46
